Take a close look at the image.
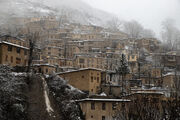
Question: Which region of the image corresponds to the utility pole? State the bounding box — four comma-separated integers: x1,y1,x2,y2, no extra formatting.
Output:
64,39,67,66
148,72,151,88
138,61,141,79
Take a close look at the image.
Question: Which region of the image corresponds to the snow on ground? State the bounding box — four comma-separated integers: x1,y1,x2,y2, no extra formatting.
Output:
42,77,54,116
11,72,26,76
68,84,84,94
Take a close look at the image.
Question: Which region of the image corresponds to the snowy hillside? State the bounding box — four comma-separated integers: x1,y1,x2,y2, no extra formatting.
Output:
0,0,115,26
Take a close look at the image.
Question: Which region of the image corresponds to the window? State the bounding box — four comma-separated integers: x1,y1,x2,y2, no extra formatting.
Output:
168,56,175,60
24,50,27,55
79,58,85,63
91,102,95,110
48,52,51,55
8,45,12,51
152,98,159,103
16,48,21,54
102,103,106,110
132,55,135,59
24,60,27,65
102,116,105,120
82,75,84,78
16,58,21,64
39,68,41,73
122,102,125,108
112,116,116,120
5,55,8,61
91,89,93,92
112,103,116,110
91,77,93,82
91,116,93,118
46,69,48,73
11,56,13,63
97,77,99,83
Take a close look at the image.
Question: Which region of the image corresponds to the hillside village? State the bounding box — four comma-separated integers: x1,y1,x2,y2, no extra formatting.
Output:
0,15,180,120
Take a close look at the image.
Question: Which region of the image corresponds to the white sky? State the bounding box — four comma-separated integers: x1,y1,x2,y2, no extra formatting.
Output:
83,0,180,37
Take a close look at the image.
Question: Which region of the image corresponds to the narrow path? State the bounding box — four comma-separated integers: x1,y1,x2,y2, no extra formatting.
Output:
26,74,61,120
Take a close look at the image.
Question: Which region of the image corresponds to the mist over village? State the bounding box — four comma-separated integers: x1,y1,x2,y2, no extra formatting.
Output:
0,0,180,120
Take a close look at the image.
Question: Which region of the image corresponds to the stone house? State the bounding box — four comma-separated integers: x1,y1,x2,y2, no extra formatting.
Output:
58,68,106,95
0,40,29,67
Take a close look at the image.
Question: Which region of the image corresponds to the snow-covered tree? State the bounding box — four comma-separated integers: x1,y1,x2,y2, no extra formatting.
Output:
0,65,28,120
47,74,86,120
116,54,130,95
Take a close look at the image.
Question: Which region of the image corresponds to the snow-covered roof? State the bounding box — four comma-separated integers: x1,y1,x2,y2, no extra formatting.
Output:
83,40,104,42
163,71,180,76
33,64,56,67
0,34,25,41
32,60,44,62
46,46,63,49
133,91,164,95
57,67,105,75
0,41,29,50
99,92,107,96
92,48,100,50
76,98,131,102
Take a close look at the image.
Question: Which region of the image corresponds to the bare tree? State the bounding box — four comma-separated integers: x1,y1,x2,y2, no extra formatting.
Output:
123,20,156,39
123,20,144,38
161,19,180,50
106,17,122,32
141,29,155,38
26,32,39,72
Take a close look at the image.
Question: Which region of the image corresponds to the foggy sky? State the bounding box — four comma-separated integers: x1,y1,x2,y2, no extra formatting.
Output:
83,0,180,37
0,0,179,38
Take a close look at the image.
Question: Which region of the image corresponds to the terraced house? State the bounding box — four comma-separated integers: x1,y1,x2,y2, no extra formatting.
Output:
58,68,106,95
0,35,29,67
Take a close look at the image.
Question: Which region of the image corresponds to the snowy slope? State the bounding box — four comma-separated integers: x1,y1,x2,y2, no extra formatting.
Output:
0,0,115,26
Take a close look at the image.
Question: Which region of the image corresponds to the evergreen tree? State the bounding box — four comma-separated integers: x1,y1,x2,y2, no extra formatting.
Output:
116,54,130,95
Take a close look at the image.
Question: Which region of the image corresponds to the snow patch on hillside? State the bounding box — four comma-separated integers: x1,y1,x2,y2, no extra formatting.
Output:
42,77,54,116
0,0,115,26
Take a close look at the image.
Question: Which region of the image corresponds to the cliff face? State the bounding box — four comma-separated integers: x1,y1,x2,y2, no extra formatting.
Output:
26,74,62,120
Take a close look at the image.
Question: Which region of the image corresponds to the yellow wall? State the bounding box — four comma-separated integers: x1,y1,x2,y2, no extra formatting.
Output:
0,43,28,67
34,65,56,74
59,69,102,94
74,56,106,70
163,75,175,89
79,100,129,120
151,68,161,78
